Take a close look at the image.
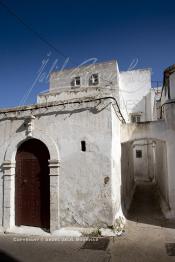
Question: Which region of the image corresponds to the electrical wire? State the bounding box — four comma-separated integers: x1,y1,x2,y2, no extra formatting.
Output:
0,0,68,59
0,1,128,123
0,96,126,123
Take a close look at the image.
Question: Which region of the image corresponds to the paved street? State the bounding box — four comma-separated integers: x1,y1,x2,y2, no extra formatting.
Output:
0,223,175,262
1,182,175,262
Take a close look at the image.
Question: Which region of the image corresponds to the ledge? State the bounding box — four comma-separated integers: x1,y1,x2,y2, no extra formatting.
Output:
0,94,114,115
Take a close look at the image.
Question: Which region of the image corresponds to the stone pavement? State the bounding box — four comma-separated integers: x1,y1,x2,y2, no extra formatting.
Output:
0,182,175,262
110,182,175,261
0,223,175,262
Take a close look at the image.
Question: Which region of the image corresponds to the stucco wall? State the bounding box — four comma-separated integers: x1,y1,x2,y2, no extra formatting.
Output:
147,142,156,181
120,115,175,218
37,87,117,104
0,98,120,228
133,139,155,182
133,140,149,181
155,141,168,204
111,106,122,220
38,60,120,109
119,69,152,122
121,141,135,213
50,60,119,92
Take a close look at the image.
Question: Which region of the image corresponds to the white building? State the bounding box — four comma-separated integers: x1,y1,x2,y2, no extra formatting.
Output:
0,60,174,234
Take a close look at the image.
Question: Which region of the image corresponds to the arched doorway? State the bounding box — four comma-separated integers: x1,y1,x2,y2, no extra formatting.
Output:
15,139,50,230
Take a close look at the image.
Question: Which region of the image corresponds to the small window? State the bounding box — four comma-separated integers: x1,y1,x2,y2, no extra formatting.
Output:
71,76,81,87
89,74,99,86
81,141,86,152
131,115,141,123
136,150,142,158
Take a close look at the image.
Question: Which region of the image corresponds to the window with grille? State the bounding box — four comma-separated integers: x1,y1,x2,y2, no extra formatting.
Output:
131,115,141,123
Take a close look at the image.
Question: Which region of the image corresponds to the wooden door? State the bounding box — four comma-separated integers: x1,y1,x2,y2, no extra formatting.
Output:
15,139,50,229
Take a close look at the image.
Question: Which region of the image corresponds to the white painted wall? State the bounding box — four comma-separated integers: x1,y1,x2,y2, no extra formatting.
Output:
111,106,122,220
37,86,116,104
120,116,175,218
155,141,168,204
0,97,122,229
119,69,152,122
132,139,155,182
133,140,149,181
49,60,119,92
2,60,175,230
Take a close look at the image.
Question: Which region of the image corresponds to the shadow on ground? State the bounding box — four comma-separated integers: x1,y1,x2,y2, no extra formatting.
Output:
0,251,20,262
126,181,175,229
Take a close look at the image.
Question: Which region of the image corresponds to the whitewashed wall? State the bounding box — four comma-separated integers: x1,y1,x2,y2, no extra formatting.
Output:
119,69,152,122
133,140,149,181
50,60,119,92
0,98,121,229
120,108,175,219
111,106,122,220
132,139,155,182
155,140,169,205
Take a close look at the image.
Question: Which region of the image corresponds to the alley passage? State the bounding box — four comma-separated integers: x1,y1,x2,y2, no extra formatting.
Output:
127,182,165,226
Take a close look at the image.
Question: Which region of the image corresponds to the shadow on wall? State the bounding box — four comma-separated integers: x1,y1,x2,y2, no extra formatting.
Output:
121,141,135,216
121,139,175,229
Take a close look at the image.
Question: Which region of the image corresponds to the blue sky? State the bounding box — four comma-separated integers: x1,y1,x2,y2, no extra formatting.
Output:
0,0,175,107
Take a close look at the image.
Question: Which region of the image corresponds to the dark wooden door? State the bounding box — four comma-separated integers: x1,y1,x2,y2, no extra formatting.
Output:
15,139,50,229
